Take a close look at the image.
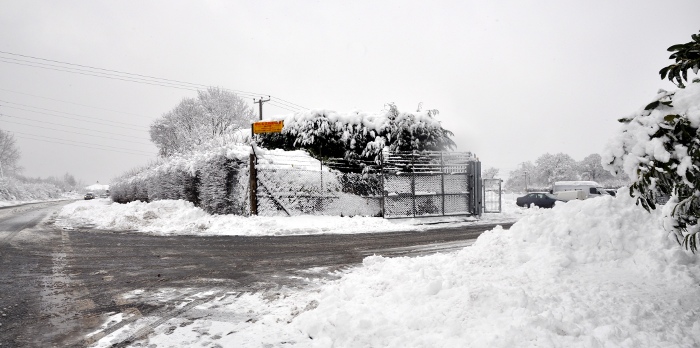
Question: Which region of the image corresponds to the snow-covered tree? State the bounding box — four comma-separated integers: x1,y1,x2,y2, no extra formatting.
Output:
534,153,577,185
257,103,455,164
150,87,256,157
505,161,536,192
482,167,500,179
0,129,20,177
605,31,700,251
577,154,615,182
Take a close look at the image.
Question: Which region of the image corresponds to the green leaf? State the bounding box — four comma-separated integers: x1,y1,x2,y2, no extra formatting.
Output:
664,114,680,122
618,117,633,124
644,101,660,110
668,44,688,52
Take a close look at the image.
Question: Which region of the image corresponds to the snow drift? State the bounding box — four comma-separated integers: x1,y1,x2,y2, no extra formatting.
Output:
292,189,700,347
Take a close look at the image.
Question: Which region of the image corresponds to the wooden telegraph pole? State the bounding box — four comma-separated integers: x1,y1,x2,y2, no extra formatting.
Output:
254,96,270,121
249,97,281,216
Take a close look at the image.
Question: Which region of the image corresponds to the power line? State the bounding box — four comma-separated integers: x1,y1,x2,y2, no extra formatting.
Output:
0,114,152,145
11,133,153,157
0,101,148,131
0,87,150,118
0,58,204,92
6,129,153,156
2,57,306,112
0,112,149,141
0,50,309,111
0,50,309,110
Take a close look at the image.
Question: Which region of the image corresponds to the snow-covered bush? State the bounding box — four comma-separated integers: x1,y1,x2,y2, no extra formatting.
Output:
110,144,250,215
257,104,455,165
604,82,700,251
0,176,64,201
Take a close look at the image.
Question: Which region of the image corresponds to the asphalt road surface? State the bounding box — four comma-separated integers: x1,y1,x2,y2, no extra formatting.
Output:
0,200,513,347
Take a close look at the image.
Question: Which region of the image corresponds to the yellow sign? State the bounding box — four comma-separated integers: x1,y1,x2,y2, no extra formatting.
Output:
252,121,284,134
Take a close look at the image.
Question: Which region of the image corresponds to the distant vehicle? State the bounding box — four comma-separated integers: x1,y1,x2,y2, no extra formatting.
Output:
555,190,587,201
605,189,617,197
84,192,95,200
552,181,609,200
516,192,562,208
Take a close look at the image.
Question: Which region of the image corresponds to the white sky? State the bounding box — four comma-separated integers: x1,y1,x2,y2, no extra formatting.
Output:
1,0,699,184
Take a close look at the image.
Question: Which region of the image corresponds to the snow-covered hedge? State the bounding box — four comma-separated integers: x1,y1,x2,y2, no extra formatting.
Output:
258,104,455,163
0,177,64,201
110,144,251,215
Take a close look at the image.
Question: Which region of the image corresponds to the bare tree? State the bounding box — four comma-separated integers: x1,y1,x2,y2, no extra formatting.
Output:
0,130,20,177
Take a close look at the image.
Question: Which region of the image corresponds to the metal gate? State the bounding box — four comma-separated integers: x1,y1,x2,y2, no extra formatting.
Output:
251,150,482,218
482,178,502,213
381,151,481,218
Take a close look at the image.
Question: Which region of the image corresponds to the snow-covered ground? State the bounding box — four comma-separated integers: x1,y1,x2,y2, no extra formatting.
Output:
71,190,700,347
55,193,525,236
0,192,81,208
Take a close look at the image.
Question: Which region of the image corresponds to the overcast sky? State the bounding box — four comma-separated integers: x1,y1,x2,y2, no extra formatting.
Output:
0,1,698,185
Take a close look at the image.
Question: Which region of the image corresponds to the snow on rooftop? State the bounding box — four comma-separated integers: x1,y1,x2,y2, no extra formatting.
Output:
85,183,109,191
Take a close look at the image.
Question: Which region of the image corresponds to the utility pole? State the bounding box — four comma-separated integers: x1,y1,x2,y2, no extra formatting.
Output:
523,171,529,192
254,96,270,121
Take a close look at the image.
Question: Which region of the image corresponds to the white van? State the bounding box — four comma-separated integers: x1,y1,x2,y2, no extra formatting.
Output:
552,181,609,200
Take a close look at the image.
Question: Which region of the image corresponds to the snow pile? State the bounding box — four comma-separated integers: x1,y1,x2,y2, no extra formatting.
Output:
290,189,700,347
56,199,417,236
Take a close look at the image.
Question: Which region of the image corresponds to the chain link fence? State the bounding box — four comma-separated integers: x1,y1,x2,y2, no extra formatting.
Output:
252,150,482,218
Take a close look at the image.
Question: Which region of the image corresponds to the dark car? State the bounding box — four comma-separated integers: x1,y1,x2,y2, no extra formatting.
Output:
516,192,561,208
84,192,95,200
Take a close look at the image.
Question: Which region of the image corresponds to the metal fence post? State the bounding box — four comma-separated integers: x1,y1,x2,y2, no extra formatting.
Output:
411,151,416,217
380,152,385,218
249,153,257,215
440,152,445,216
498,179,502,213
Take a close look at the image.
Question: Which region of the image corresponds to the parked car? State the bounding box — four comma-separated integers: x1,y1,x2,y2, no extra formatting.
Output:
84,192,95,200
516,192,561,208
605,189,617,197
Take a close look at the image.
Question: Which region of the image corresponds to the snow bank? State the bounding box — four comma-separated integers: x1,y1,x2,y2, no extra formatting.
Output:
56,199,418,236
291,189,700,347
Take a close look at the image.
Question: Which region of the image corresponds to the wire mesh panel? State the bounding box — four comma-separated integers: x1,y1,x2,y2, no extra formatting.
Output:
444,194,469,215
482,179,502,213
383,174,413,218
443,173,468,194
414,194,442,216
380,153,478,218
256,167,382,217
250,150,480,219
